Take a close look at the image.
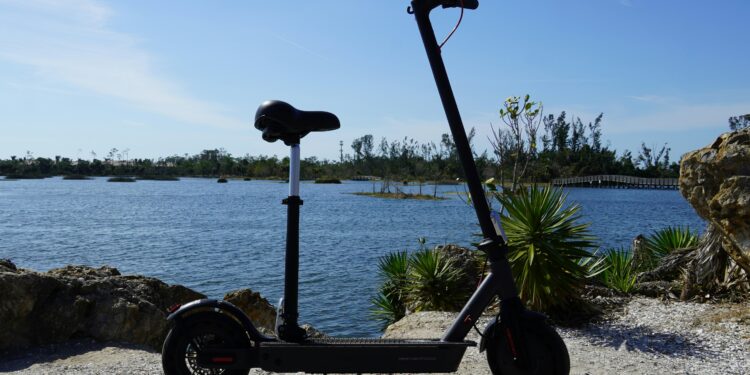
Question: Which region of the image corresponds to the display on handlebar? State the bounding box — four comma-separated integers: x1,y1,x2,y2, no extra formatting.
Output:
442,0,478,10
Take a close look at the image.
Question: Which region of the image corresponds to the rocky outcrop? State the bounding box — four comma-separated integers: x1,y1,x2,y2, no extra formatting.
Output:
223,289,276,333
680,127,750,276
0,261,201,351
0,261,204,351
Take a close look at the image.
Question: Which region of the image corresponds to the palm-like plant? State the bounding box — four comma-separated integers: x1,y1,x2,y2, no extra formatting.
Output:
370,251,409,329
600,248,637,293
495,186,596,313
639,226,699,271
406,250,464,311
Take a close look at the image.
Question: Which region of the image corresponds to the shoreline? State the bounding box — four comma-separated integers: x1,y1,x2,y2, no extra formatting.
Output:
1,297,747,375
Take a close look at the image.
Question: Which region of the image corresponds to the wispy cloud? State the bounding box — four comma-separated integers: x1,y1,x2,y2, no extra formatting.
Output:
0,0,244,129
628,94,675,103
267,31,331,62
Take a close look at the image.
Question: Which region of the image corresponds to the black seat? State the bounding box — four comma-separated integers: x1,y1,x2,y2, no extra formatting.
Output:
254,100,340,145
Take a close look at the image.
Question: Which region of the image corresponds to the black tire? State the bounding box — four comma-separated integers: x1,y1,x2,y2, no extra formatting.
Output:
162,313,252,375
486,320,570,375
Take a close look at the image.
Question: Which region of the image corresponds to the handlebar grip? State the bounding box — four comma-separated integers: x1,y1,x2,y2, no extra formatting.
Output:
442,0,478,10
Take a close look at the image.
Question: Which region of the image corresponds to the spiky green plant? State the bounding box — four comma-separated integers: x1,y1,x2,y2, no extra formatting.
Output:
578,248,609,280
370,251,409,328
600,248,637,293
639,226,699,271
495,186,596,313
406,250,464,311
371,291,404,330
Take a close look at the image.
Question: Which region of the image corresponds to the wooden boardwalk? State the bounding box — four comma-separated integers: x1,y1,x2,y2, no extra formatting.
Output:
551,175,679,189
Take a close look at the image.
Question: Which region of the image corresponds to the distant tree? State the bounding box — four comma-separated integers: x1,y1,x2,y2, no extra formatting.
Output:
729,114,750,131
588,113,603,152
492,95,543,192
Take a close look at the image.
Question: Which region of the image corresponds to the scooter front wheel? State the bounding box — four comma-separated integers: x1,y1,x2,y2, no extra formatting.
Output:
162,313,251,375
485,320,570,375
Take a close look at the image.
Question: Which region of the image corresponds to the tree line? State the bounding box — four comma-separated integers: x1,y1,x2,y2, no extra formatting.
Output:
5,108,741,181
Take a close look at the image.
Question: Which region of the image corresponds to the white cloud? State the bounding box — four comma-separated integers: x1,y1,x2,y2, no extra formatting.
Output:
0,0,244,129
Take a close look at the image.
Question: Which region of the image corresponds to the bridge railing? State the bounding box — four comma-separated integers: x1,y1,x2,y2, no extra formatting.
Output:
550,175,678,189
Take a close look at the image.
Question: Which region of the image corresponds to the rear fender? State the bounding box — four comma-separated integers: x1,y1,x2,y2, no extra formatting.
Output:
167,299,275,342
478,310,547,352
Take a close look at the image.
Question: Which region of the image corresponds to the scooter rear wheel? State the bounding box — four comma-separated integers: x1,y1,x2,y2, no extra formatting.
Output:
162,313,251,375
486,320,570,375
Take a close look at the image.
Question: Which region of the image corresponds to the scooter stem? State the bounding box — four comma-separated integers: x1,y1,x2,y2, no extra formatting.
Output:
410,1,498,242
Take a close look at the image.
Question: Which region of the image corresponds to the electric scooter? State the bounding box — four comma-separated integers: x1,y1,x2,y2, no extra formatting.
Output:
161,1,570,374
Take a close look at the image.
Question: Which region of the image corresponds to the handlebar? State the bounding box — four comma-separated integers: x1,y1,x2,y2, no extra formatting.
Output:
409,0,478,13
442,0,478,10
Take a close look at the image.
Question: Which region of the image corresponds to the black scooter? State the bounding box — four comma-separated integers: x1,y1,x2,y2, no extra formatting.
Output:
161,1,569,374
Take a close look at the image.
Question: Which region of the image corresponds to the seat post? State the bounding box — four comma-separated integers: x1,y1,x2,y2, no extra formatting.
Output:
289,144,301,196
279,141,306,342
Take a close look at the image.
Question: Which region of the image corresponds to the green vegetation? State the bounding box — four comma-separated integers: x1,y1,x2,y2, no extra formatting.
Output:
638,226,699,270
371,251,410,329
371,247,471,329
493,186,597,313
314,177,341,184
599,248,637,293
1,99,679,182
406,250,464,311
728,114,750,131
352,192,445,200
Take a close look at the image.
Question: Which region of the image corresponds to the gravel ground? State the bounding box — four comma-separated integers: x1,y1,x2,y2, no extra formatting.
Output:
1,297,748,375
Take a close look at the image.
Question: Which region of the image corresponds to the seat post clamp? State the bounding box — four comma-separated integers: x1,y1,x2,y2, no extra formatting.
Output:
282,196,304,206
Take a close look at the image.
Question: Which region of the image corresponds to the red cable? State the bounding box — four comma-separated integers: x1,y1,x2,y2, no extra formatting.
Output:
439,0,465,50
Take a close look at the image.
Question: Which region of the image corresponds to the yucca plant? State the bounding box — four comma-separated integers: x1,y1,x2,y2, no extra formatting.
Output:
600,248,637,293
638,226,699,271
495,186,596,313
370,251,409,329
406,250,464,311
371,292,405,331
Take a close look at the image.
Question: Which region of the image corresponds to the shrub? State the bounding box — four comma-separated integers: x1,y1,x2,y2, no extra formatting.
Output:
599,248,637,293
406,250,464,312
371,251,409,330
371,247,470,329
495,186,596,313
637,226,699,271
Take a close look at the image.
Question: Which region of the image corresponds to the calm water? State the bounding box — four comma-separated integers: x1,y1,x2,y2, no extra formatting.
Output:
0,177,703,337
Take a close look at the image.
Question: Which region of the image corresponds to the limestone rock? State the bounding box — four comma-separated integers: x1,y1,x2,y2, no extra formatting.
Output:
0,261,204,351
223,289,276,333
680,127,750,275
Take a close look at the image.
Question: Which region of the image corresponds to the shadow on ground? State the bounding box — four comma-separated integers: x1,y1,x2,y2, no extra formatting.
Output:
575,322,713,357
0,339,156,372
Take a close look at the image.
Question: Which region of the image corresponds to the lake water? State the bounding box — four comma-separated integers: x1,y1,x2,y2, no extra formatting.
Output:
0,177,704,337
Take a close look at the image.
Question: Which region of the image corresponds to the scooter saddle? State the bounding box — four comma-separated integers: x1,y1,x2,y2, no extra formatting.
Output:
254,100,340,145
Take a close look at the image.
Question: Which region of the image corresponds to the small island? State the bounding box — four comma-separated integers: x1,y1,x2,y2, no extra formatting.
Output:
107,177,136,182
352,191,445,200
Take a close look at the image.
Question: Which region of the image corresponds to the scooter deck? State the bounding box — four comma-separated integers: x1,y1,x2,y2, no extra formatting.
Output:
258,338,475,373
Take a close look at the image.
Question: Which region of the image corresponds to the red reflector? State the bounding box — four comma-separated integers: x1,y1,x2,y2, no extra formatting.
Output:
212,357,235,364
505,328,518,359
167,304,181,313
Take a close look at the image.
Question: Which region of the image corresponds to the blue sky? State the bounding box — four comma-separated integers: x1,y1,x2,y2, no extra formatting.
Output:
0,0,748,162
